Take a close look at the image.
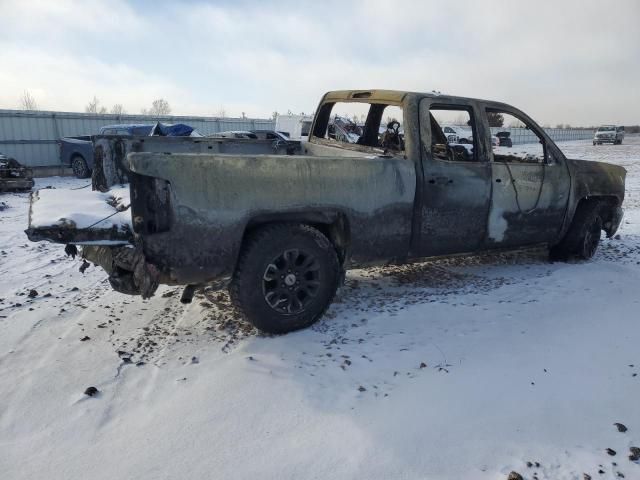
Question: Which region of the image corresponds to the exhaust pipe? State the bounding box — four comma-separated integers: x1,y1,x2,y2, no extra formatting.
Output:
180,284,197,304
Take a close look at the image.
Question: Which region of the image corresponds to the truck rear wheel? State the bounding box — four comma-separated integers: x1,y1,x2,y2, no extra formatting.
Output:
71,155,90,178
550,201,602,261
229,224,340,334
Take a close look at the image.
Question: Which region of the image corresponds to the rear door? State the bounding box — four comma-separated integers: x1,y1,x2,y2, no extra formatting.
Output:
484,106,570,247
415,98,492,257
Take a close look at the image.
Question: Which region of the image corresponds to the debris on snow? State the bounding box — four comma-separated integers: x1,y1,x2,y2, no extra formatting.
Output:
83,386,99,397
614,422,628,433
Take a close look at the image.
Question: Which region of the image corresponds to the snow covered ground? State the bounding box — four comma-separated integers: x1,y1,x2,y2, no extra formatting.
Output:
1,137,640,480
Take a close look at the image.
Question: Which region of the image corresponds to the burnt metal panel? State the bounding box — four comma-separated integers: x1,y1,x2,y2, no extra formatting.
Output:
127,152,417,285
414,97,492,257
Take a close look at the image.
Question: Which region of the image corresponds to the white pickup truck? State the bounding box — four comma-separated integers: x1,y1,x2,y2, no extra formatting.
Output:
593,125,625,145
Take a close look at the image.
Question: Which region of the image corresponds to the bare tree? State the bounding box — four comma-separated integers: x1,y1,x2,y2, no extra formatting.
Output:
142,98,171,116
486,112,504,128
20,90,39,110
272,111,279,120
85,96,107,114
216,107,227,118
110,104,126,115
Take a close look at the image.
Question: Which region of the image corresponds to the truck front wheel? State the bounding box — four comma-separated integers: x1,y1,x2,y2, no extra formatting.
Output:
550,201,602,261
229,224,341,334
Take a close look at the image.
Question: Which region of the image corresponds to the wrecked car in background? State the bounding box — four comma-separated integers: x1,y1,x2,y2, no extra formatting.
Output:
0,153,34,192
26,90,625,334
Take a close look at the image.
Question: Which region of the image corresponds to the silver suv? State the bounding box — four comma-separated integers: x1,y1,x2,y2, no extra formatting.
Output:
594,125,625,145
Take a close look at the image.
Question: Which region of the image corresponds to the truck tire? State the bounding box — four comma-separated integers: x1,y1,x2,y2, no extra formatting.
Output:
71,155,90,178
550,200,602,261
229,224,340,334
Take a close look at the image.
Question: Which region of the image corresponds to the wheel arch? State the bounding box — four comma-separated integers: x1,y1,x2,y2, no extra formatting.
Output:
585,195,622,237
565,195,621,239
240,210,351,266
70,152,86,162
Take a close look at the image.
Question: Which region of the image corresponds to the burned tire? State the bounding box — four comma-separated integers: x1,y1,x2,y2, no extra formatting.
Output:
71,155,90,179
229,224,340,334
550,201,602,261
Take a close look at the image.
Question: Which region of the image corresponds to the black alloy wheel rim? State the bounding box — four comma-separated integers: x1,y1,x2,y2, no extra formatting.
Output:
262,248,321,314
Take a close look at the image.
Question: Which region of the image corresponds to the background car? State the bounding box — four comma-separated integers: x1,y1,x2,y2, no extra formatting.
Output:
60,123,195,178
443,125,473,143
594,125,625,145
496,131,513,147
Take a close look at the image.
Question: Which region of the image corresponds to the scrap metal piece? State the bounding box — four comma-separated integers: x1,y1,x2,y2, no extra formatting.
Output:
0,155,34,192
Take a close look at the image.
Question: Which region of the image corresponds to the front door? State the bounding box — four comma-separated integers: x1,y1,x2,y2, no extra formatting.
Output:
414,99,492,257
485,108,570,247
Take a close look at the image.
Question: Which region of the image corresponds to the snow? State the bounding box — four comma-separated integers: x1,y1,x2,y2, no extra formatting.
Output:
2,138,640,480
29,184,132,231
493,143,543,161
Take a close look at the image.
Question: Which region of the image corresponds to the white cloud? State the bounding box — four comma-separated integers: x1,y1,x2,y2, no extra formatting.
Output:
0,0,638,124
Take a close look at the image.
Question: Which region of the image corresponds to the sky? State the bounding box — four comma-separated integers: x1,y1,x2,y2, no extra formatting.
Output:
0,0,638,126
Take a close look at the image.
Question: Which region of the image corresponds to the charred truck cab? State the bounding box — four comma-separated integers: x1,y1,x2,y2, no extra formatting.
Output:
26,90,626,333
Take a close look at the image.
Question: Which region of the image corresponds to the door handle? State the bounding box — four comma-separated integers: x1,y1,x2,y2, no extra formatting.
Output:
428,177,451,185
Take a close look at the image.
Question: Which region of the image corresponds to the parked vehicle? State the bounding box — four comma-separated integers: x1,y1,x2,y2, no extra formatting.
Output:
209,130,300,155
209,130,259,139
59,123,194,178
59,136,94,178
209,130,290,141
250,130,291,142
443,125,499,146
496,131,513,147
593,125,625,145
27,89,626,334
443,125,473,143
0,153,34,192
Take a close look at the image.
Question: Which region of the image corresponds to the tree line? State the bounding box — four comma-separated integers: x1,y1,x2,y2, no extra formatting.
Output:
14,91,640,131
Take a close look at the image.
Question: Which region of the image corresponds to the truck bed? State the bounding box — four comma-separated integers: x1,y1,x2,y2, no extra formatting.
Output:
125,148,415,284
27,135,301,245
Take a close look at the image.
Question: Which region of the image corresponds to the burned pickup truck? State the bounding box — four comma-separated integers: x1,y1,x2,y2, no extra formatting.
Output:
26,90,625,333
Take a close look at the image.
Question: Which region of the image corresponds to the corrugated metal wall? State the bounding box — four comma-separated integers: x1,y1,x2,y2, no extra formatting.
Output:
0,109,275,167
